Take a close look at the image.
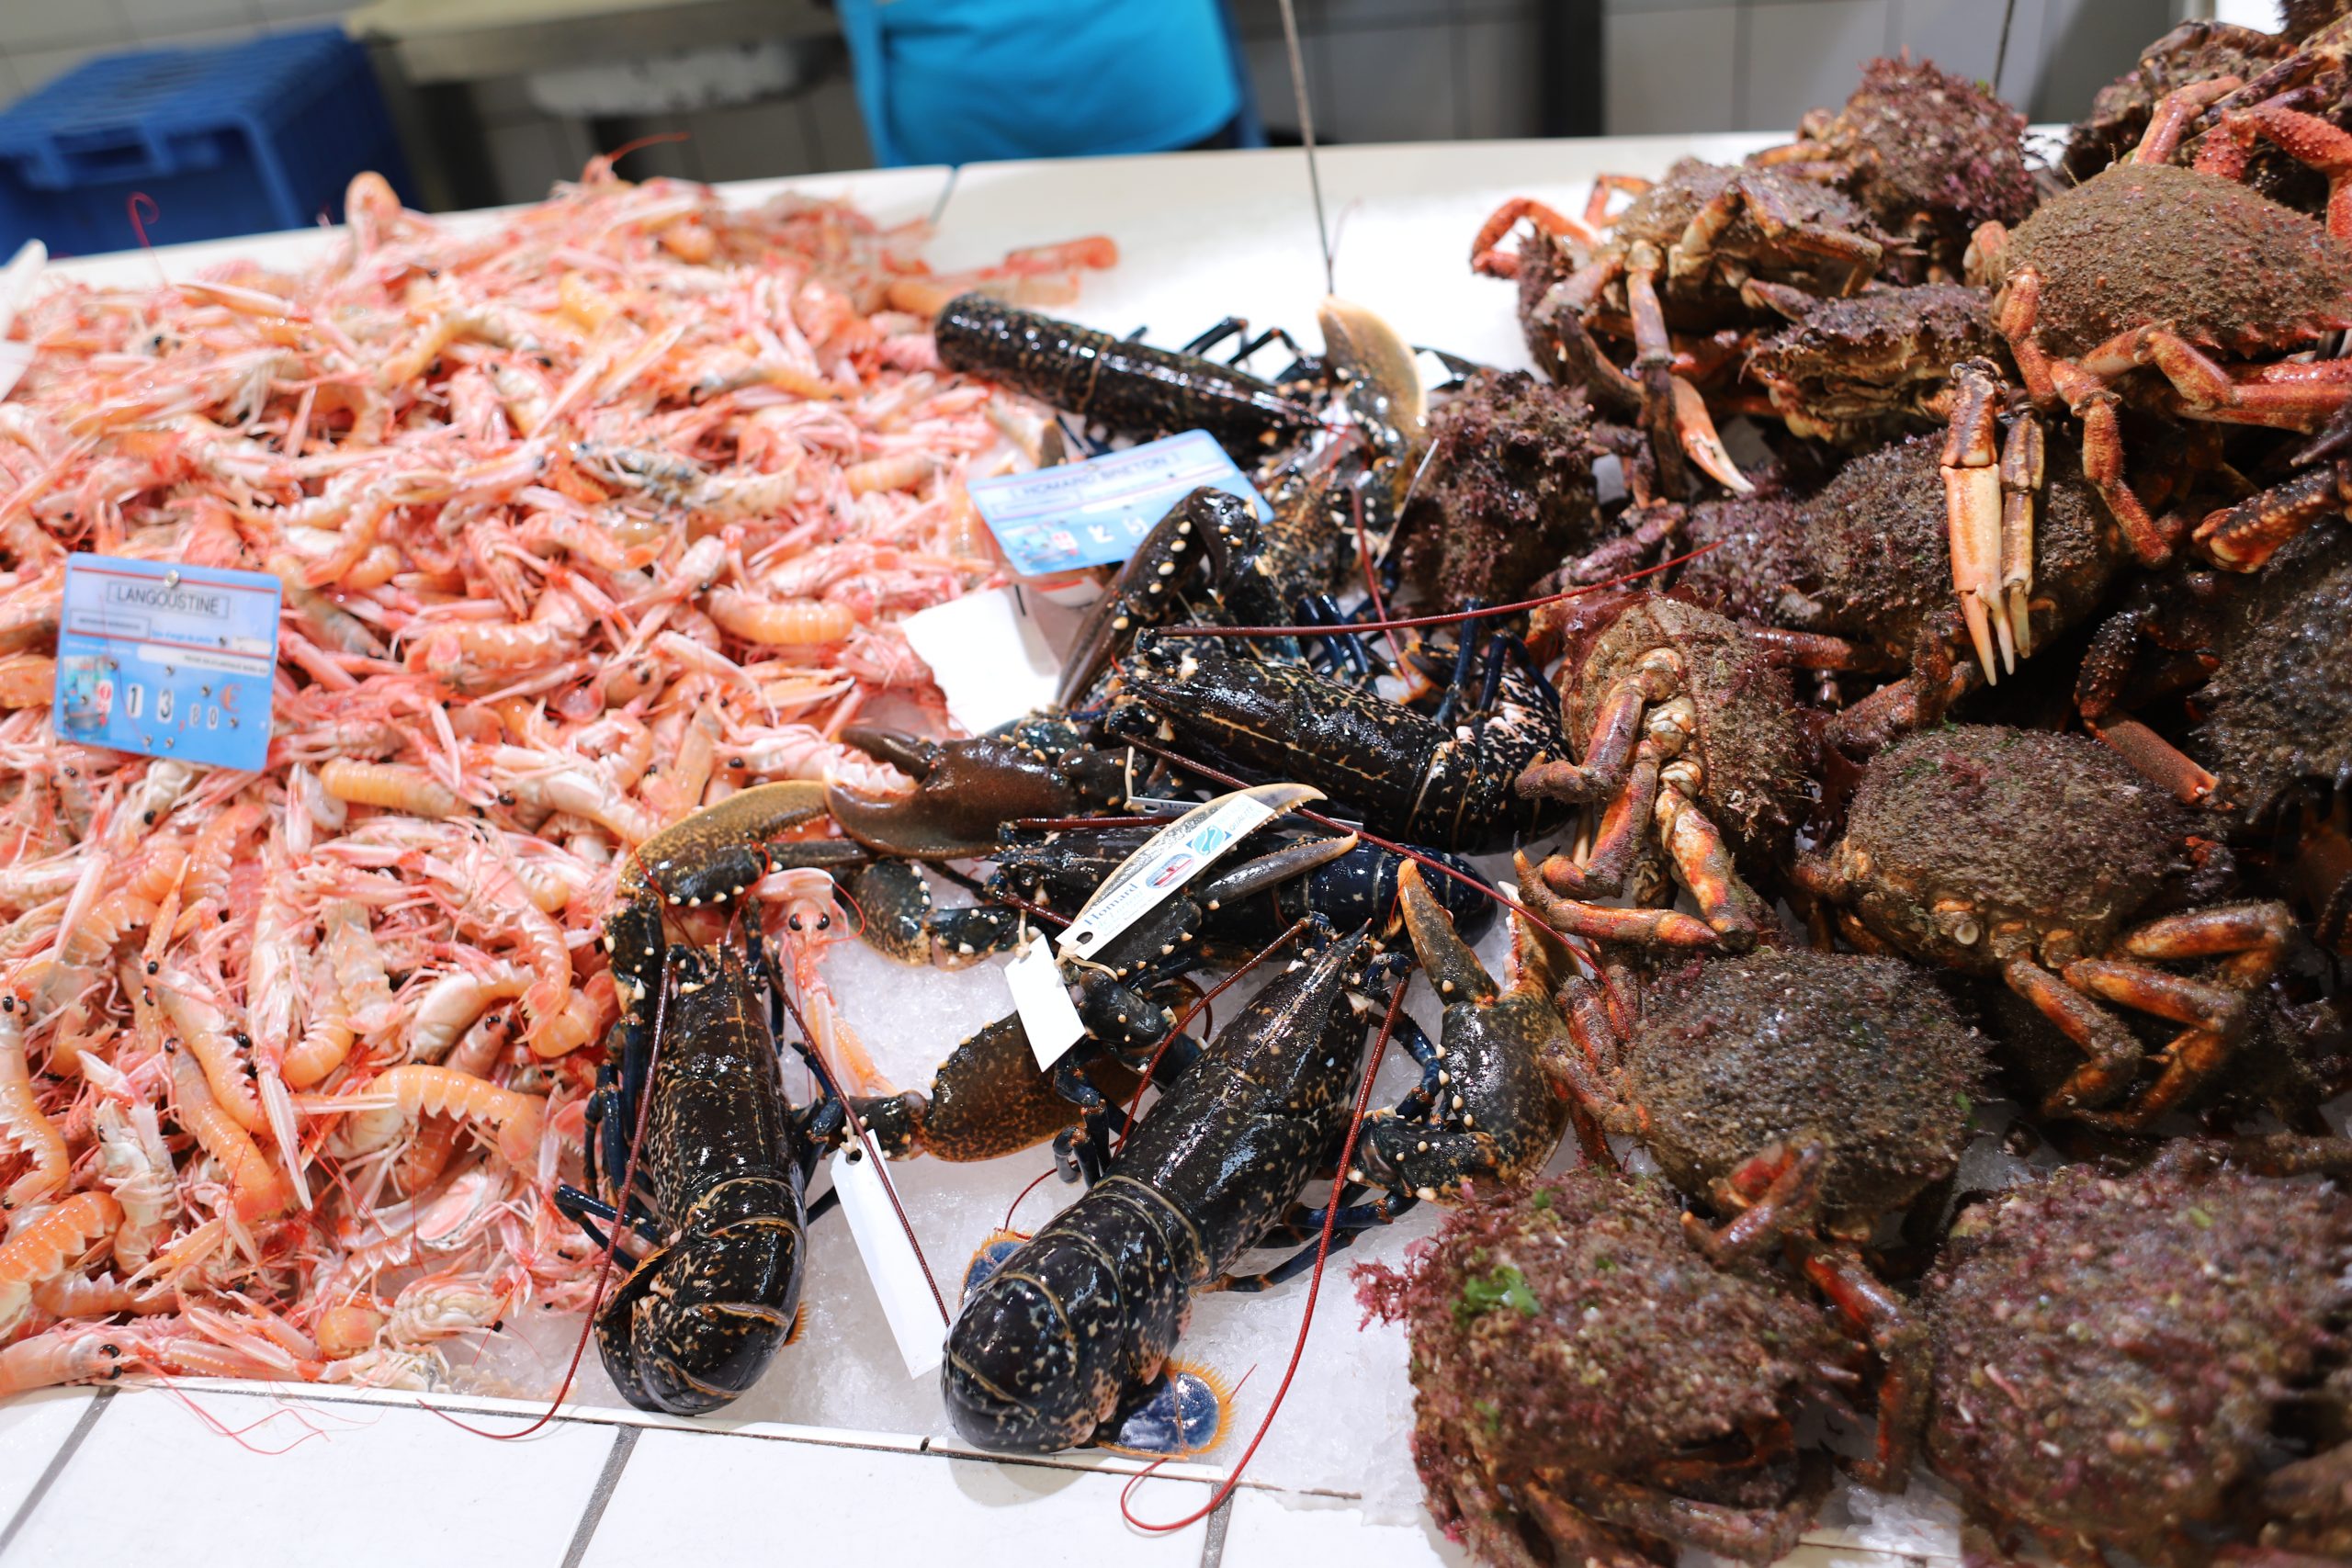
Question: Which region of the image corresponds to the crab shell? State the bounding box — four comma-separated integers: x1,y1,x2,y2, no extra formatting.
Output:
1743,284,2003,446
1785,55,2037,254
1566,596,1807,860
1989,162,2352,359
1393,1170,1849,1553
1626,949,1984,1234
1826,726,2190,975
2192,524,2352,829
1926,1157,2351,1557
1680,432,2124,666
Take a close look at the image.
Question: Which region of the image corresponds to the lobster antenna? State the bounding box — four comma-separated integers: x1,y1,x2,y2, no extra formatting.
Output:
1993,0,2018,97
1276,0,1337,296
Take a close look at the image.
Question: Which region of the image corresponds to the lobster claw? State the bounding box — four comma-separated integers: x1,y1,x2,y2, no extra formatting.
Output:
830,726,1119,859
1359,863,1575,1197
1054,488,1249,709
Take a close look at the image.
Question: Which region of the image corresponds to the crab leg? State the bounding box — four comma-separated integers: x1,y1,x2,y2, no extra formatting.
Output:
2215,102,2352,239
2085,716,2221,804
1516,653,1675,803
1941,360,2007,680
1625,262,1750,495
1518,852,1721,951
1534,254,1644,414
1683,1141,1826,1263
1539,744,1661,898
2082,323,2352,433
1467,197,1593,278
2131,77,2245,165
1566,1460,1832,1564
1656,779,1770,948
1997,414,2041,660
2120,900,2297,982
1794,1239,1927,1494
2194,459,2352,570
2003,956,2145,1116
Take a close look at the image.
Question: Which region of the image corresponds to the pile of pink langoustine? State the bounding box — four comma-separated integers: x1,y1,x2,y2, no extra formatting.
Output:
0,158,1110,1396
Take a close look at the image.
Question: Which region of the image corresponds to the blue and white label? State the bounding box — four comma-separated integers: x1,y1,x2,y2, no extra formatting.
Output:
54,554,279,773
967,430,1272,578
1056,783,1323,961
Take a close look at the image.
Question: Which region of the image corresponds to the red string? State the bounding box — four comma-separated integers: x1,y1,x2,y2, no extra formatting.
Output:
127,194,160,251
1001,1167,1056,1233
777,986,951,1325
424,964,672,1440
1153,539,1721,638
1119,974,1410,1532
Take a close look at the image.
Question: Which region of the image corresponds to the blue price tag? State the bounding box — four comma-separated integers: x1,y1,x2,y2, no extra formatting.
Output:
967,430,1272,579
52,554,280,773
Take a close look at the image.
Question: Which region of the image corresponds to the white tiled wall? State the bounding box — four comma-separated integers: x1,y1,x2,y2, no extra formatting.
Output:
0,0,2222,210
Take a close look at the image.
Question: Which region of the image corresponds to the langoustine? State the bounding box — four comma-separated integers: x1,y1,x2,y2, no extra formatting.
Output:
0,157,1112,1393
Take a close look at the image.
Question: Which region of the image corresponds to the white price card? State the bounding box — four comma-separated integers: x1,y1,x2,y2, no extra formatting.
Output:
1006,940,1086,1072
898,586,1064,737
830,1145,945,1379
1056,783,1322,961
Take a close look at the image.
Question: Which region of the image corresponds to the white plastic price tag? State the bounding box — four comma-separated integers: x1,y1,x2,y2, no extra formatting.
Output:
897,586,1068,736
1056,782,1321,961
829,1145,945,1379
1006,939,1086,1072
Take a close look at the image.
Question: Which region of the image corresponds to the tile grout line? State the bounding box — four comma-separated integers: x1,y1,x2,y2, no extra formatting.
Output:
558,1424,641,1568
1197,1492,1234,1568
0,1387,117,1561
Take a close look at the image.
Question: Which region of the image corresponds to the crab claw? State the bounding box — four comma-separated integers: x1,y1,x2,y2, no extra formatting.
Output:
1669,375,1753,495
1941,359,2007,682
828,728,1111,860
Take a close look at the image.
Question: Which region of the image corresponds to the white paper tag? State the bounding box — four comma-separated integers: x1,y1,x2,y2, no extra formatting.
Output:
898,586,1078,736
829,1145,946,1379
1006,940,1086,1072
1057,783,1321,960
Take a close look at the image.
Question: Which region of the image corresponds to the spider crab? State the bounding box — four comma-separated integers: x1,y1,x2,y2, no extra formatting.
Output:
1747,53,2038,282
1951,83,2352,678
1471,159,1890,498
1795,726,2301,1133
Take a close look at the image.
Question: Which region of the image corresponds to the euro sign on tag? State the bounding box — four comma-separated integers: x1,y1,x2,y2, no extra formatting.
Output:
829,1145,945,1379
1006,940,1086,1072
1056,783,1323,961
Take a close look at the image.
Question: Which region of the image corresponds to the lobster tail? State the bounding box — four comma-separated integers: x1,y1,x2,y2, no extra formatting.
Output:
943,1176,1203,1452
598,1176,806,1416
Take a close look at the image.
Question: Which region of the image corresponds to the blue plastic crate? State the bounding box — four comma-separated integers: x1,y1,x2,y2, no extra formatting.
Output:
0,29,416,257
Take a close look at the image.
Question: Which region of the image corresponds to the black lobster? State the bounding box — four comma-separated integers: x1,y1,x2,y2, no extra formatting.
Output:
941,926,1381,1452
562,927,842,1416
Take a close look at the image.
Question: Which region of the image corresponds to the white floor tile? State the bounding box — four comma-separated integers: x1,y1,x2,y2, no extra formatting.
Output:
581,1428,1214,1568
1221,1489,1464,1568
0,1390,95,1528
4,1385,613,1568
